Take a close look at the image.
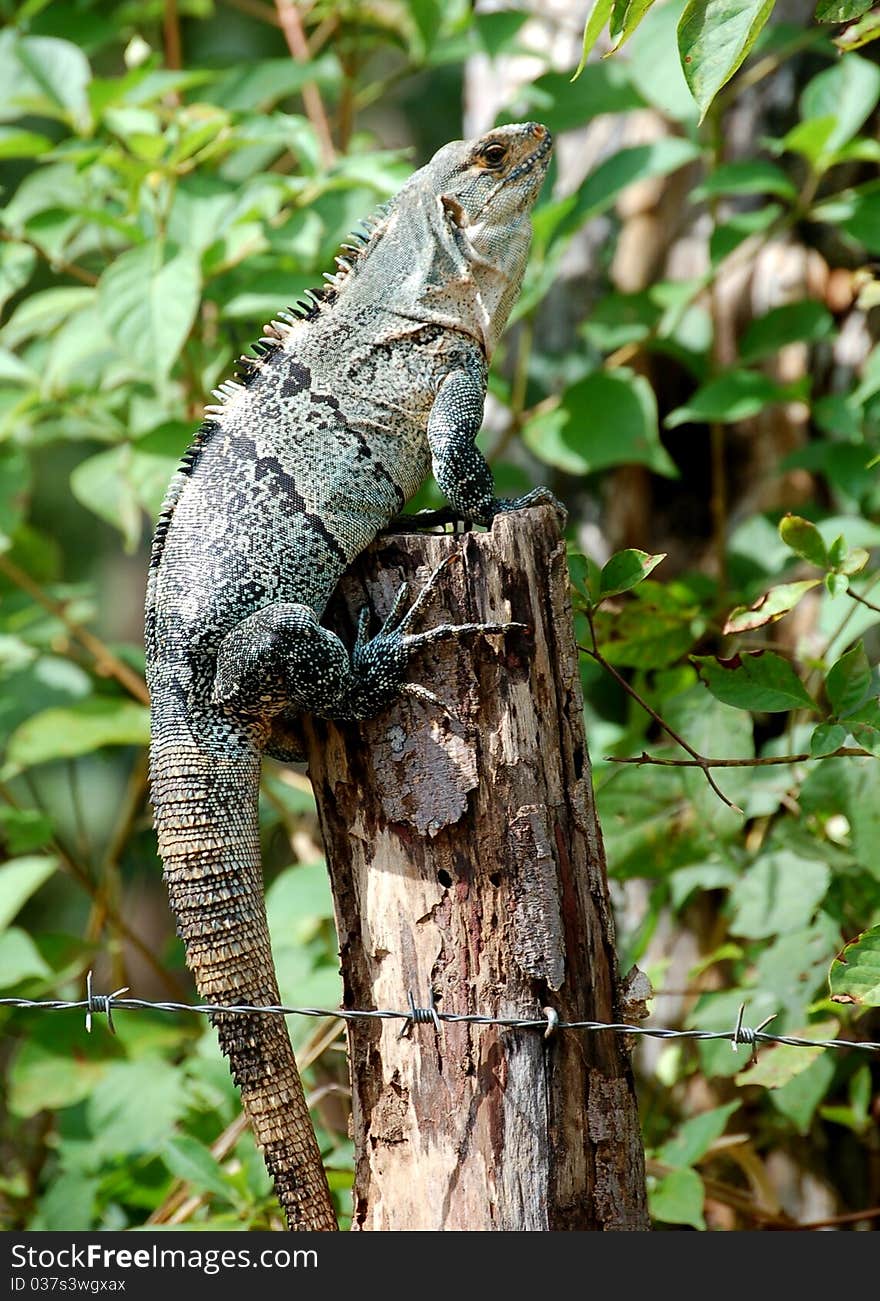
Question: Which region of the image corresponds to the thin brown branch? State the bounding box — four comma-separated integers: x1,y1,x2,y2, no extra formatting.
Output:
0,229,98,287
0,554,149,705
606,745,875,769
848,587,880,615
273,0,336,166
163,0,182,71
580,619,743,812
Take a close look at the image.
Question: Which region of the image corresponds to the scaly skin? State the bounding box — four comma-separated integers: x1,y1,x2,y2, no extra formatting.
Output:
145,122,560,1231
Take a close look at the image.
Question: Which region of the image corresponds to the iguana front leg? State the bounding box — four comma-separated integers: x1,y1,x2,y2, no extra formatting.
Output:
213,557,523,734
427,369,566,526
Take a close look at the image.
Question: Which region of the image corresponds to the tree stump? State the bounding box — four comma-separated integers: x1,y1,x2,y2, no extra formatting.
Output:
302,505,648,1231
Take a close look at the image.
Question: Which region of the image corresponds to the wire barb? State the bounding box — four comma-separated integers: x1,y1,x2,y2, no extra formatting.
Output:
731,1003,778,1062
399,989,443,1039
84,970,130,1035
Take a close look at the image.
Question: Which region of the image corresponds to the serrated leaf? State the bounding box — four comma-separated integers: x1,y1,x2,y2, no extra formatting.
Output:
5,699,150,775
678,0,775,119
829,925,880,1005
0,855,58,931
778,514,829,567
598,549,666,600
98,242,200,384
649,1166,705,1228
693,651,816,713
810,722,848,757
826,641,873,717
723,579,820,634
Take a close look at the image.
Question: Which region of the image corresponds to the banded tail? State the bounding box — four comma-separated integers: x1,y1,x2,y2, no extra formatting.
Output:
149,725,337,1231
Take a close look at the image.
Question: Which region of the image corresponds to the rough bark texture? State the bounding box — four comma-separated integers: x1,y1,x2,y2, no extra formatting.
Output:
302,505,649,1231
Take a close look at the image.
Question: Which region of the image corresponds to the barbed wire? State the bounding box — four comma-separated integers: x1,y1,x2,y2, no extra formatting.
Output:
1,975,878,1059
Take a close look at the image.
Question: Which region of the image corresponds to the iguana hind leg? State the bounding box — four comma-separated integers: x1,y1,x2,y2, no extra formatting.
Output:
213,560,523,726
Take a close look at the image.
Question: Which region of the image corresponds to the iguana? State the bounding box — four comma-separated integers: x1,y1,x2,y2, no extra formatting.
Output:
145,121,560,1232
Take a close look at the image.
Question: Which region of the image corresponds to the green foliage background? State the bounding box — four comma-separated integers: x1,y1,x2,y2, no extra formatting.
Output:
1,0,879,1231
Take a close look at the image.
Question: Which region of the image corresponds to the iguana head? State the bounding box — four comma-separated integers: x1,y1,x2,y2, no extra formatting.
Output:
341,123,553,357
416,121,553,354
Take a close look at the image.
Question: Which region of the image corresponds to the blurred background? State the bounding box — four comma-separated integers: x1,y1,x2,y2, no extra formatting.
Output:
1,0,879,1230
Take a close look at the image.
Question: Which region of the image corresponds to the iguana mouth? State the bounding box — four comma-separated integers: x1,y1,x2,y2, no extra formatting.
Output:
488,124,553,201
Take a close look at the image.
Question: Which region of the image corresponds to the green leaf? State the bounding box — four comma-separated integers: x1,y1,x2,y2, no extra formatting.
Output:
0,444,31,554
98,242,201,385
598,549,666,600
666,370,796,427
829,925,880,1005
209,54,341,112
810,722,848,758
266,862,334,948
162,1135,235,1202
70,445,143,552
825,571,850,598
572,0,614,79
609,0,658,49
677,0,775,119
739,300,835,363
771,1052,836,1134
729,850,831,939
826,642,873,717
524,369,677,478
800,53,880,159
738,1018,839,1087
512,65,644,137
695,159,797,200
815,0,873,20
649,1166,705,1228
0,855,57,931
0,927,51,986
723,580,820,634
7,35,92,128
778,513,829,567
627,2,699,121
576,139,701,221
88,1057,187,1159
692,651,816,713
4,699,150,775
834,8,880,50
656,1101,740,1167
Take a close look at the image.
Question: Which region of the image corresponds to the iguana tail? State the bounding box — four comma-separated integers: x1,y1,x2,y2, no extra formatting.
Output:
149,726,337,1231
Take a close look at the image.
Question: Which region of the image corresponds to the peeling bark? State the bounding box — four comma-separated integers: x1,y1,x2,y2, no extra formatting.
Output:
302,505,649,1231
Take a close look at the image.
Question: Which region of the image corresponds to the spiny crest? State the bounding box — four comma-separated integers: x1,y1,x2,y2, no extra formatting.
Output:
201,197,395,417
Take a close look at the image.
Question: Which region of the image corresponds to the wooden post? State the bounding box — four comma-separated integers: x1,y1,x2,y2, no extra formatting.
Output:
302,506,649,1231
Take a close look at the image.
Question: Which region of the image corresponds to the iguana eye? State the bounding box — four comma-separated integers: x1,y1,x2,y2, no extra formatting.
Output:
481,142,507,169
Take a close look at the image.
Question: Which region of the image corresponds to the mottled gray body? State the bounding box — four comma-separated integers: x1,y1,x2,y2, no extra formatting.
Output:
146,123,559,1231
